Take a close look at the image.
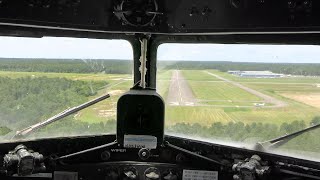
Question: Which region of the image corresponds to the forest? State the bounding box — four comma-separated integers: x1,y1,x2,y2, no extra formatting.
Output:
159,61,320,76
168,116,320,146
0,58,319,76
0,58,132,74
0,76,108,138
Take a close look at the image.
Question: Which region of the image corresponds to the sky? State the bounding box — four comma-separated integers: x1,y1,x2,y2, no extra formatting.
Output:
0,36,319,63
158,43,320,63
0,37,133,59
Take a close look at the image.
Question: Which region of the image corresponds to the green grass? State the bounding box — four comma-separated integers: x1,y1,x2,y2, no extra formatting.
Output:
162,69,320,127
237,82,320,125
1,69,319,128
157,70,172,98
165,101,318,127
243,83,320,93
200,101,265,106
181,70,222,81
0,71,132,82
189,81,262,101
77,80,133,123
158,70,173,80
165,106,234,126
0,127,11,136
227,107,319,126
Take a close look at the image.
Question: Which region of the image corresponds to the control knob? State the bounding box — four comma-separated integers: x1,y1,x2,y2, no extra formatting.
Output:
138,148,151,160
162,169,178,180
123,167,138,180
101,150,111,161
145,167,160,180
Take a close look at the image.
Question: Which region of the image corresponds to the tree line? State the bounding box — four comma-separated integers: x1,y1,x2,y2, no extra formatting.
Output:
159,61,320,76
0,59,319,76
0,58,132,74
166,116,320,152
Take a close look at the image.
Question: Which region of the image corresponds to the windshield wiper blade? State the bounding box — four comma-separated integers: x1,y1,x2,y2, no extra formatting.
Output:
12,93,111,140
255,123,320,151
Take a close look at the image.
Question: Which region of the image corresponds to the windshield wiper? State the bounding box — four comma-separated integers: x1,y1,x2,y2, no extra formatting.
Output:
12,93,111,140
255,123,320,151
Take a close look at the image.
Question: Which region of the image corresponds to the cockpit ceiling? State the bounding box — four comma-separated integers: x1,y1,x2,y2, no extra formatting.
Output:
0,0,319,35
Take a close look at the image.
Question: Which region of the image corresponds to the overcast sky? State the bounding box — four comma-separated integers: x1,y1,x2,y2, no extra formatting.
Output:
0,36,319,63
0,37,133,59
158,43,320,63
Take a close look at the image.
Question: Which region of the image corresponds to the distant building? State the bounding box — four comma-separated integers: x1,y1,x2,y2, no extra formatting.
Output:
228,70,284,78
228,70,241,75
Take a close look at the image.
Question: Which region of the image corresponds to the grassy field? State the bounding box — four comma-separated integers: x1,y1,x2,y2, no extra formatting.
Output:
165,105,319,126
0,69,319,128
0,71,131,82
189,81,262,102
157,70,172,98
0,70,173,124
182,70,222,81
77,80,132,123
166,106,234,126
163,70,320,127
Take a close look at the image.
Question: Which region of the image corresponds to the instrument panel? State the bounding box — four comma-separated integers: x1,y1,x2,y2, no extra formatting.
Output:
1,161,219,180
0,135,223,180
54,161,209,180
0,135,319,180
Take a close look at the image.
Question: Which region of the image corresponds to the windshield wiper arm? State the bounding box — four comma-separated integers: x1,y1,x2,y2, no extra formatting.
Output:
255,123,320,151
12,93,111,140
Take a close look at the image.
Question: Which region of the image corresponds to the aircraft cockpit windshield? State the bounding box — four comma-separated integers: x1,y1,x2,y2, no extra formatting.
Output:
157,43,320,162
1,37,319,162
1,0,320,179
0,36,133,141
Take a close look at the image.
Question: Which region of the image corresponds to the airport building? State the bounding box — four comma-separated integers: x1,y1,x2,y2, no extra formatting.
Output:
228,70,284,78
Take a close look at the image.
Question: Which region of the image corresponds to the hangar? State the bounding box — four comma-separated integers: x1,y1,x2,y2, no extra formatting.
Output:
228,71,284,78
